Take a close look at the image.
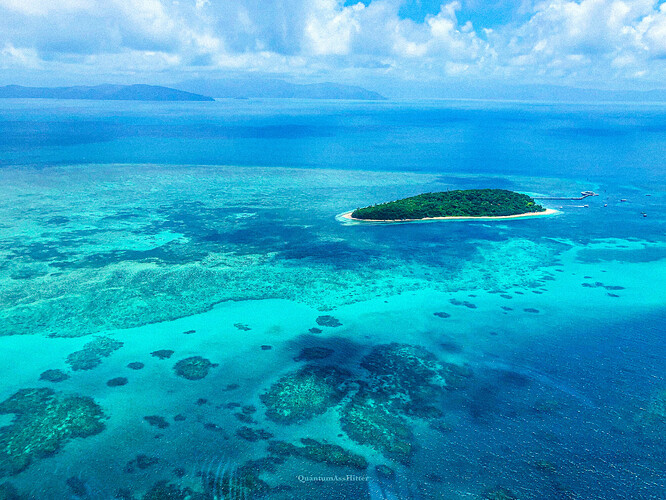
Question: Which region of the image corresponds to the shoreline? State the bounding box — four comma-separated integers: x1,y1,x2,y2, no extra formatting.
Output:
339,207,559,223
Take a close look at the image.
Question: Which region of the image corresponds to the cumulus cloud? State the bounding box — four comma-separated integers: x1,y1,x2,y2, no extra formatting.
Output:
0,0,664,88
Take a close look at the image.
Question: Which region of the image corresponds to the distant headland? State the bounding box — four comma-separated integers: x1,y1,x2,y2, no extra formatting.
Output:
343,189,557,222
0,84,214,101
176,78,386,100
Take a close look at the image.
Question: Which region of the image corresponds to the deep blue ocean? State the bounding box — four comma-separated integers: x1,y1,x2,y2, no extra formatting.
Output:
0,98,664,500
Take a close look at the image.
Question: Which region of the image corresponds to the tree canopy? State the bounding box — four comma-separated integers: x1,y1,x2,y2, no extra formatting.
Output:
351,189,545,220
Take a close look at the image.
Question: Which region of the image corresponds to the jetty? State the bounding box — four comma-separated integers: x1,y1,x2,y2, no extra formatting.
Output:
534,191,598,201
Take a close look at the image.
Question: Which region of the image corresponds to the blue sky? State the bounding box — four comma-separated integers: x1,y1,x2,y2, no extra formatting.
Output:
1,0,665,93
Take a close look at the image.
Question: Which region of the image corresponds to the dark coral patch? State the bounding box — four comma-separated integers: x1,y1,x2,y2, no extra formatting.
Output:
39,369,69,383
173,356,217,380
236,426,273,442
449,298,477,309
106,377,128,387
0,388,105,475
433,311,451,318
268,438,367,470
142,481,198,500
340,387,413,464
150,350,174,360
144,415,169,429
127,362,144,370
315,315,342,327
261,365,351,424
124,454,159,473
66,336,123,371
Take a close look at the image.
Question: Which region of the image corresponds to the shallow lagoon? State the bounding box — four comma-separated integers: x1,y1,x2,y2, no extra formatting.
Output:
0,100,664,499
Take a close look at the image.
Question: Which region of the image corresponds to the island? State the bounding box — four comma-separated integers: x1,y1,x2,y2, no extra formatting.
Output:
176,78,386,100
343,189,557,222
0,84,214,102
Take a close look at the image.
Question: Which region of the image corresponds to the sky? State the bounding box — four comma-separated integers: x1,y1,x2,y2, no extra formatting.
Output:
1,0,666,94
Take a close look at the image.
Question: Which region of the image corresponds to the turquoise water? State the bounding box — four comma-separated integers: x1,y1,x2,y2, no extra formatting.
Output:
0,100,664,499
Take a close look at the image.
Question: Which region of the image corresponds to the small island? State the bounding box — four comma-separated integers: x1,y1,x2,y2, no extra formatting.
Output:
343,189,556,222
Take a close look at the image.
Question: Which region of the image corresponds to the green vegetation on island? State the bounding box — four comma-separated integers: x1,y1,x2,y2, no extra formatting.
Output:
351,189,546,220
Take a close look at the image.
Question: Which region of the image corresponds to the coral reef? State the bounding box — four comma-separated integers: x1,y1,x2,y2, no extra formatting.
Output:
143,480,205,500
268,438,368,470
375,464,395,479
107,377,128,387
449,298,477,309
124,454,159,473
39,369,70,383
66,336,123,371
340,386,414,464
0,388,105,475
236,426,273,442
173,356,217,380
316,315,342,327
363,343,471,399
201,460,274,499
127,362,144,370
261,365,351,424
143,416,169,429
151,350,174,360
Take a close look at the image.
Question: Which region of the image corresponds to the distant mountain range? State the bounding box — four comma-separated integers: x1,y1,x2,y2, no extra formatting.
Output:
0,84,214,101
176,78,386,100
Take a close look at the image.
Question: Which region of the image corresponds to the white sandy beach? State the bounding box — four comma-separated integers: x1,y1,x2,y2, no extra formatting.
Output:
340,207,559,222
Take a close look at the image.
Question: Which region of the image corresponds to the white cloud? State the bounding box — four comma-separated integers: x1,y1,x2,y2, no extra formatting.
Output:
0,0,665,88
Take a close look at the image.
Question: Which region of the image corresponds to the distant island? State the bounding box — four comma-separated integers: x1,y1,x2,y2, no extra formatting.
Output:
344,189,555,222
176,78,385,100
0,84,214,101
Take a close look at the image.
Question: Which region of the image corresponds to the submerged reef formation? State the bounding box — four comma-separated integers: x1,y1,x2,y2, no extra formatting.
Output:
637,389,666,438
124,454,159,473
316,315,342,327
351,189,545,220
340,386,414,464
142,481,205,500
341,343,471,463
268,438,368,470
261,365,351,424
150,350,174,360
173,356,217,380
361,343,470,410
646,390,666,422
0,388,105,475
236,426,273,442
143,415,169,429
66,336,123,371
39,369,70,383
107,377,128,387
